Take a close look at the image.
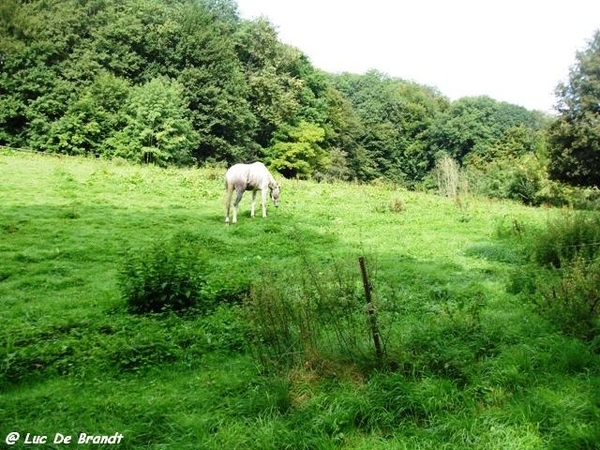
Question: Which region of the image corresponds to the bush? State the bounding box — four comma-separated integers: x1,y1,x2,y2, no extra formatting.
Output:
527,211,600,268
433,155,461,197
119,232,209,314
508,211,600,341
534,258,600,341
465,154,545,205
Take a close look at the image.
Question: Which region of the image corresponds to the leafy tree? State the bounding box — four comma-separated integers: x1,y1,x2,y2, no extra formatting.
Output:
0,0,83,147
235,18,302,148
548,30,600,187
106,77,198,166
428,96,543,165
0,0,257,163
235,17,331,154
322,85,369,180
197,0,241,29
330,70,448,182
173,2,256,162
465,125,547,169
266,121,329,178
45,72,129,156
0,0,555,187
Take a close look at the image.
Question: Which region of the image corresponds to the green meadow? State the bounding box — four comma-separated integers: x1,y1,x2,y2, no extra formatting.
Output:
1,150,598,449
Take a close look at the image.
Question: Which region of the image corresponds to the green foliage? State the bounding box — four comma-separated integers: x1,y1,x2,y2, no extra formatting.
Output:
534,258,600,341
330,70,449,182
173,2,257,162
458,119,554,207
266,120,330,178
235,18,302,147
45,72,130,156
428,96,546,164
526,211,600,268
427,97,551,206
504,211,600,341
322,86,367,180
106,76,199,165
467,154,547,205
119,232,209,314
0,0,355,172
548,29,600,188
1,0,561,190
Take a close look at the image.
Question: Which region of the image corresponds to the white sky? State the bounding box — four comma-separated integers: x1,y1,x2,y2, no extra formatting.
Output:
235,0,600,113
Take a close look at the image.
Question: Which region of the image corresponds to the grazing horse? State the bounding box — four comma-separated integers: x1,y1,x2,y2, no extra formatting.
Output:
225,162,280,224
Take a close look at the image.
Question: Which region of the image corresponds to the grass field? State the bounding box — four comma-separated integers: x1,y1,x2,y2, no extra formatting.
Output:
1,150,598,449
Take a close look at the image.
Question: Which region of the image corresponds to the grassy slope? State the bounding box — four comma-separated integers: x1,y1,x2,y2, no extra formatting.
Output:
0,151,598,449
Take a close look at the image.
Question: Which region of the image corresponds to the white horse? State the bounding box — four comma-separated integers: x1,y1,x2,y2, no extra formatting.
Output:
225,162,280,224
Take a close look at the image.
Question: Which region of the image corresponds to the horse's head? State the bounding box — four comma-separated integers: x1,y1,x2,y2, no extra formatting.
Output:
270,182,281,207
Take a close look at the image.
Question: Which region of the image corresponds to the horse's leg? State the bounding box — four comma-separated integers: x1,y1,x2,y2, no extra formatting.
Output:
225,184,233,224
251,190,256,218
261,188,268,218
233,188,244,224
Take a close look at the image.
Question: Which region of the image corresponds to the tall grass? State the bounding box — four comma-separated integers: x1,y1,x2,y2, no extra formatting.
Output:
505,210,600,341
434,155,461,198
245,258,379,374
527,211,600,268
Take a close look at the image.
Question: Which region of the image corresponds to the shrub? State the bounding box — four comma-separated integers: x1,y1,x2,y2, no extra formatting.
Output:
527,211,600,268
433,155,460,197
534,258,600,341
505,159,543,205
464,154,546,205
507,211,600,341
119,232,209,314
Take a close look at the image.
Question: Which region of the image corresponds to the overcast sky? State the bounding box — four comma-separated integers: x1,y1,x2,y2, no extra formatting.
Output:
235,0,600,113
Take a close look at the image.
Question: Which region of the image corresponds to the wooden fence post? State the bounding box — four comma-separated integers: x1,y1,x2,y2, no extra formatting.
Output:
358,256,383,363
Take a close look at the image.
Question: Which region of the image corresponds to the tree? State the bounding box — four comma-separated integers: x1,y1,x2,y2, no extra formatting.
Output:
235,17,331,154
235,18,302,148
106,77,199,166
329,70,448,182
548,30,600,187
45,72,129,156
266,121,329,179
322,85,368,180
0,0,88,148
428,96,545,165
172,2,256,163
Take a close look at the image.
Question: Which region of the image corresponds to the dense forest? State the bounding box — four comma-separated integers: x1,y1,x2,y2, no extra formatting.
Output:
1,0,599,202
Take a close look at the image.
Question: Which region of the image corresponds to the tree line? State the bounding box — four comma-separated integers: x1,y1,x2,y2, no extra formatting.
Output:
1,0,599,196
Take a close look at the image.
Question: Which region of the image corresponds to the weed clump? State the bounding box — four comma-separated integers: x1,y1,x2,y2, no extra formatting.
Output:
374,196,405,213
527,211,600,268
534,258,600,341
119,232,208,314
245,259,379,374
507,211,600,341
